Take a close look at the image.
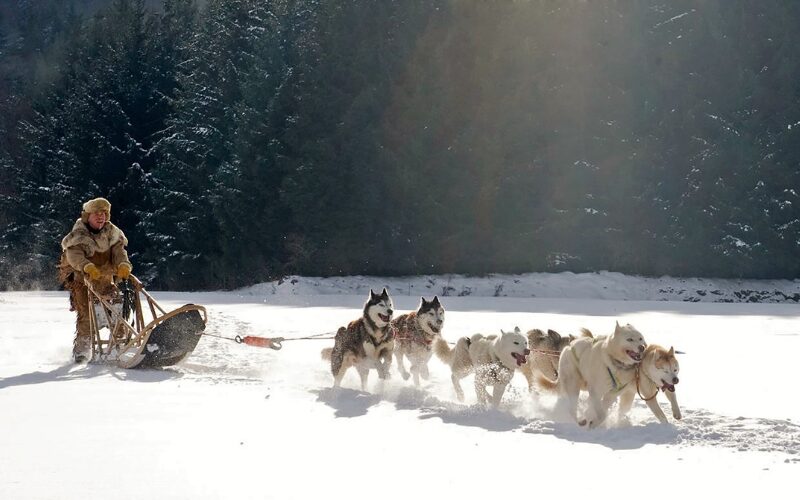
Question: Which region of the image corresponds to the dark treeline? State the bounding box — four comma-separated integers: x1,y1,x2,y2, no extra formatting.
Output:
1,0,799,290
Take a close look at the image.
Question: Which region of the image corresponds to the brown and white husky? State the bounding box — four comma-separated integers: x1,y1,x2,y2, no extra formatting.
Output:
518,328,575,391
391,296,445,387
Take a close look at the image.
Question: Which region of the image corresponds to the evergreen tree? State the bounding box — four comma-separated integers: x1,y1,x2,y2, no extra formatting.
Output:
146,0,285,289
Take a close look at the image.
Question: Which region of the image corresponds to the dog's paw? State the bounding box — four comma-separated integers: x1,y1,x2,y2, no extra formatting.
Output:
673,410,682,420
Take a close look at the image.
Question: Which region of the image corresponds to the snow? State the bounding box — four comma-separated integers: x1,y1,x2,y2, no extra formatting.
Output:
2,272,799,500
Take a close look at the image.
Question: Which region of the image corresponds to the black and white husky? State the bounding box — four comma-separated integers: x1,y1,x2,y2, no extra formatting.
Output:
322,288,394,390
390,296,445,386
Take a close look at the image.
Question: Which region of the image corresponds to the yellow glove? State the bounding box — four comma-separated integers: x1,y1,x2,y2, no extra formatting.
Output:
116,263,132,280
83,263,101,281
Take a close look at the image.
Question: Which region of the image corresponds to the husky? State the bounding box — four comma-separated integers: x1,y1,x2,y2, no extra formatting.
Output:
321,288,394,390
536,322,647,428
434,327,530,408
617,344,681,424
518,328,575,391
391,296,445,387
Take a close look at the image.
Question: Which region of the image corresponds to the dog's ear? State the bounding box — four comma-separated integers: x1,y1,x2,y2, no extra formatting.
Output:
419,296,431,312
381,287,389,299
370,289,378,300
547,329,562,343
668,346,675,356
615,321,622,333
530,329,545,340
568,334,576,342
514,326,521,334
431,295,440,306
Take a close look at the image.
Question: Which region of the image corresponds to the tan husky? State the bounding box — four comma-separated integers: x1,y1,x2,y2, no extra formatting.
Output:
617,344,681,423
537,322,647,428
518,329,575,391
434,327,530,407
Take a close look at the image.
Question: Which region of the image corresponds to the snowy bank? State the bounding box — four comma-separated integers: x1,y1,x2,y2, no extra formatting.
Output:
240,271,800,303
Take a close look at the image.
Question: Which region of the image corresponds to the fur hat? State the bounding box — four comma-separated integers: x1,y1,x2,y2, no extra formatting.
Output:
80,197,111,223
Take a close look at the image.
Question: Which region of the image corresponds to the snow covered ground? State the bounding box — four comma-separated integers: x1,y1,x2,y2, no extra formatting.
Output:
1,272,799,500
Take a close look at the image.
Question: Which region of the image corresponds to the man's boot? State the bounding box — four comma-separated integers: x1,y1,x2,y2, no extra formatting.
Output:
72,332,92,363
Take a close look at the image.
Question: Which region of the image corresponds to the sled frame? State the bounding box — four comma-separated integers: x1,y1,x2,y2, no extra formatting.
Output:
84,274,207,367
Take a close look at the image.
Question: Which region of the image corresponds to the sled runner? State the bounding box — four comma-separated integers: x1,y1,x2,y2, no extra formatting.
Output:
84,275,207,368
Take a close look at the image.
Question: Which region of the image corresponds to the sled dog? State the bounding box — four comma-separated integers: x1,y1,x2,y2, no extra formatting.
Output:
518,328,575,391
617,344,681,423
391,296,444,387
536,322,647,428
322,288,394,390
434,327,530,407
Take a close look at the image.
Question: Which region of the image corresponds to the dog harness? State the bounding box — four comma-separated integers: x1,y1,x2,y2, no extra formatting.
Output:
364,328,392,347
634,365,659,401
390,314,435,347
606,367,628,393
345,319,391,348
392,328,434,346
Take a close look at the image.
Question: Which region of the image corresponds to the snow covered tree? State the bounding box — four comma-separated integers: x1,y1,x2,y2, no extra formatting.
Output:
7,0,194,286
146,0,287,288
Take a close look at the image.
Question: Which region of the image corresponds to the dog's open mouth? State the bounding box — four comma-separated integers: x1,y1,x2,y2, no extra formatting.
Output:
626,349,642,362
379,313,391,323
511,351,528,366
429,325,441,334
661,380,676,392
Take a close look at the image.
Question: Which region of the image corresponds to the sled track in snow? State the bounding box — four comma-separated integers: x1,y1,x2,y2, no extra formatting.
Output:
175,310,275,384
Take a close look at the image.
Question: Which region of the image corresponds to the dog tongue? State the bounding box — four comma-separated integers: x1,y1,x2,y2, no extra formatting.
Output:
662,383,675,392
512,352,527,366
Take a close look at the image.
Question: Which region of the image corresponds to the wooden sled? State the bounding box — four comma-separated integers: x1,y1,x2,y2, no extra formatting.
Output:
85,274,207,368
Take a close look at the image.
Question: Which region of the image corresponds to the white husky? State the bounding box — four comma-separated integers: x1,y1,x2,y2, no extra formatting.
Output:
617,344,681,424
435,327,530,407
537,322,647,428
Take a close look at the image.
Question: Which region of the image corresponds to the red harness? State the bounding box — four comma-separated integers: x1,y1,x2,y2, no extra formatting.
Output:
391,329,433,346
529,348,561,357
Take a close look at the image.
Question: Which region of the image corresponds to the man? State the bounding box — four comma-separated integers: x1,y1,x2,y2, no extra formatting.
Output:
58,197,132,362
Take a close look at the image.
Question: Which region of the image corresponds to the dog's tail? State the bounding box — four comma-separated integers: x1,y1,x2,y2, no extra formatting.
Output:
321,327,346,361
535,373,558,392
434,337,457,364
579,327,594,338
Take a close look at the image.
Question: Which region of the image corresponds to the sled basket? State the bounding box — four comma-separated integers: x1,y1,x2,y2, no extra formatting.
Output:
85,275,207,368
